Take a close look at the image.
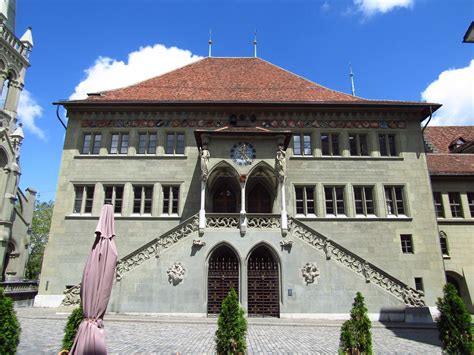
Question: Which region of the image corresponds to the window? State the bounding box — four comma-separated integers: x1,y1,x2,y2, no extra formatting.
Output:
110,133,129,154
81,133,101,154
138,132,157,154
349,133,369,156
400,234,413,254
293,133,312,156
433,192,444,218
467,192,474,217
448,192,463,218
165,133,185,155
439,231,449,257
295,186,315,216
321,133,340,156
73,185,95,214
414,277,424,292
379,133,397,156
104,185,124,214
353,186,375,216
162,185,179,215
133,185,153,214
324,186,345,216
385,186,406,216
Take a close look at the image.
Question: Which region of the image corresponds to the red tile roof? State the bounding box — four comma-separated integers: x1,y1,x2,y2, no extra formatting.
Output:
424,126,474,175
78,57,364,103
424,126,474,153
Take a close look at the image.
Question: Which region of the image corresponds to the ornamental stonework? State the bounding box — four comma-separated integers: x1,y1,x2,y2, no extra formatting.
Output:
167,262,186,285
301,262,320,285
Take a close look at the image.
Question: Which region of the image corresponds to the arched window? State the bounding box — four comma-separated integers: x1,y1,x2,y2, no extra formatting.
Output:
439,231,449,257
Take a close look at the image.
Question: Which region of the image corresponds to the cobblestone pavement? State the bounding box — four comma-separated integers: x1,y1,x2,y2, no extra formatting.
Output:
16,309,442,354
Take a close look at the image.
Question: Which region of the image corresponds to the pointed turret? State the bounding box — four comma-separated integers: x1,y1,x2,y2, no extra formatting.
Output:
20,26,33,49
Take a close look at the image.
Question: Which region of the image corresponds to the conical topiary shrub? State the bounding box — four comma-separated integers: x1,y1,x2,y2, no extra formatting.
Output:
0,287,21,355
436,283,473,354
61,305,83,352
215,288,247,354
339,292,373,355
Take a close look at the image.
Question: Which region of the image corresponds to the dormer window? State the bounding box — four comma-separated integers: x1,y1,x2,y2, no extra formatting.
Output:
448,137,466,152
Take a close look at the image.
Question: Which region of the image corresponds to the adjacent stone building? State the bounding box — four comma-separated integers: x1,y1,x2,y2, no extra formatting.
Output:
0,0,37,281
424,126,474,313
37,57,453,320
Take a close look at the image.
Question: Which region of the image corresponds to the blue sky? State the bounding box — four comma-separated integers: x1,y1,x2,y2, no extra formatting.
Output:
13,0,474,201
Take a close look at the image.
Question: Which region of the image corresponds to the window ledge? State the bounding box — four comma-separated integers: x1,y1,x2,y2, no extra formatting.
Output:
442,255,451,260
75,155,187,160
290,156,403,161
295,216,413,222
437,218,474,224
66,214,181,220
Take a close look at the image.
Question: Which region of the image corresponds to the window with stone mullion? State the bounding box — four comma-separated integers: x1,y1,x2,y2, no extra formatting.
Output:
321,133,340,156
133,186,153,214
325,186,344,216
354,186,374,216
349,133,369,156
138,133,157,154
295,186,315,216
448,192,463,218
292,134,312,156
163,185,179,215
467,192,474,217
379,133,397,157
166,133,185,155
104,186,124,213
73,185,95,214
82,133,101,154
385,186,405,216
110,133,129,154
433,192,444,218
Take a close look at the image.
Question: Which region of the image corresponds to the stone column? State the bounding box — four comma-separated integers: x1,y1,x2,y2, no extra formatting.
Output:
0,71,8,96
4,80,22,113
275,142,288,236
199,141,210,235
199,180,206,235
239,176,247,237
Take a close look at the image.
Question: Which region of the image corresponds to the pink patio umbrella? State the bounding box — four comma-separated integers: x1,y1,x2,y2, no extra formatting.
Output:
70,204,118,355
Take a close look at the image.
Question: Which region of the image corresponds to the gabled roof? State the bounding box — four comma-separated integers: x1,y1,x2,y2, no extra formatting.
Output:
77,57,364,104
424,126,474,176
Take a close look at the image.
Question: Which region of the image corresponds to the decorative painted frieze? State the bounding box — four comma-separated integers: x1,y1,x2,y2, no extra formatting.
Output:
301,262,320,285
167,262,186,285
289,217,425,307
80,118,407,130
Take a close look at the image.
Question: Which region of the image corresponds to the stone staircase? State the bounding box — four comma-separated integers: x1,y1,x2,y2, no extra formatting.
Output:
62,213,425,308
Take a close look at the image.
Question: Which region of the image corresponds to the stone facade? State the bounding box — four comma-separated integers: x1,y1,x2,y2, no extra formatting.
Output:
0,0,36,282
37,58,451,320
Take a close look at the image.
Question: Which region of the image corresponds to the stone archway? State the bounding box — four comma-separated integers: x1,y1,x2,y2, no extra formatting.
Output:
247,244,280,317
246,162,277,214
207,161,240,213
446,271,474,313
207,244,240,315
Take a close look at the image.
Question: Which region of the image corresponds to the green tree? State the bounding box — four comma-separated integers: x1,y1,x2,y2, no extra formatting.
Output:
0,288,21,354
215,288,247,354
61,305,83,351
339,292,373,355
25,200,54,279
436,283,473,354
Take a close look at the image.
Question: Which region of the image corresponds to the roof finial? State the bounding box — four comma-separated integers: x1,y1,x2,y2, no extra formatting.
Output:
349,62,356,96
253,30,258,58
208,29,213,57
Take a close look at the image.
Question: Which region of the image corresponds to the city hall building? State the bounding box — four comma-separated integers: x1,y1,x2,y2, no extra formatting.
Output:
36,57,471,319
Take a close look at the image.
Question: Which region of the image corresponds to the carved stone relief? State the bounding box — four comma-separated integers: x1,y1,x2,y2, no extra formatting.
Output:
61,284,81,306
301,262,320,285
167,262,186,286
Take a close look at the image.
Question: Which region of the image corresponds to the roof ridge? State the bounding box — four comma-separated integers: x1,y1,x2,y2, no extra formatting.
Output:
256,57,367,101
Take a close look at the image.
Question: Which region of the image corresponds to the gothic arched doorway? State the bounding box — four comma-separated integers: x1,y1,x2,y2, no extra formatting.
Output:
213,185,237,213
247,183,272,213
207,245,239,315
247,245,280,317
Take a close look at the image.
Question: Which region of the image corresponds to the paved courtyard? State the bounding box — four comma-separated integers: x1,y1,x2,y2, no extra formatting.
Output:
16,308,442,354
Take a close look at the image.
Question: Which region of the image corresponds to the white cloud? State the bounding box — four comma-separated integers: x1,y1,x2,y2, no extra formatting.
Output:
70,44,203,100
354,0,414,16
18,90,45,140
421,60,474,125
321,1,331,12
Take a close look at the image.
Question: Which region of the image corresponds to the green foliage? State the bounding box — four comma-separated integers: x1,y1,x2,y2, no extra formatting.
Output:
339,292,373,355
215,288,247,354
0,288,21,355
25,199,54,280
61,305,83,351
436,283,473,354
